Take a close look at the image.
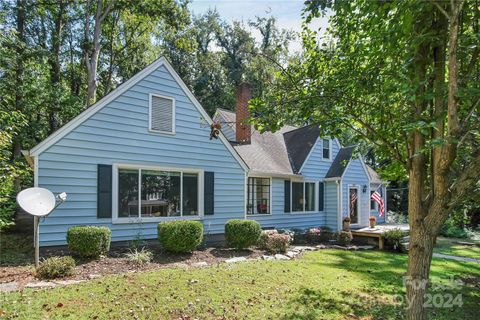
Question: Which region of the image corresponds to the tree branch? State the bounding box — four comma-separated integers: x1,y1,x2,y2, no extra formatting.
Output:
433,1,450,20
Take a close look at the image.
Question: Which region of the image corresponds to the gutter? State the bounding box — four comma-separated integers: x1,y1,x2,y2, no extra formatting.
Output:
248,170,302,179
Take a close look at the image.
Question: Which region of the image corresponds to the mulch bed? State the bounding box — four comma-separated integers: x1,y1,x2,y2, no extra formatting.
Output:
0,244,265,290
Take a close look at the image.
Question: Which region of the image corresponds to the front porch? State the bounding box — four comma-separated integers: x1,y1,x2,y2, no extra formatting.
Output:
351,223,409,250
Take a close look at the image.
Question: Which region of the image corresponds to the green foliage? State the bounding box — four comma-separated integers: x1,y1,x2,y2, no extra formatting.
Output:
384,228,405,249
35,256,76,279
0,111,29,230
66,226,112,259
257,230,291,254
157,220,203,253
440,218,469,239
125,247,153,266
224,219,261,249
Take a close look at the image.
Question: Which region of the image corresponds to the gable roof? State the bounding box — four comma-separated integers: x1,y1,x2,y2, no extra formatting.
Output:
216,108,236,131
325,146,355,179
283,125,320,174
29,57,248,172
366,165,382,184
214,109,298,175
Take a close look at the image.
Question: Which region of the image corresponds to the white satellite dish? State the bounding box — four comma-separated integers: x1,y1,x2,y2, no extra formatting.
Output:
16,187,67,268
17,187,56,217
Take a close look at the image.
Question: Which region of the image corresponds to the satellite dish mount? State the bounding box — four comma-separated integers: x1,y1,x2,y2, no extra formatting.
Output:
16,188,67,267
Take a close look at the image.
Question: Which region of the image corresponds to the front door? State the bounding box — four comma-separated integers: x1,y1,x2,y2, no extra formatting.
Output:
349,187,359,224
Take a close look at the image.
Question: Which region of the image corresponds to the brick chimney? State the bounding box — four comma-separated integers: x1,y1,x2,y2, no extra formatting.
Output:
235,82,252,144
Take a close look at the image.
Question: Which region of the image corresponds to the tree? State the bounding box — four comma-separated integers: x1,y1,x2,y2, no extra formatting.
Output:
250,1,479,319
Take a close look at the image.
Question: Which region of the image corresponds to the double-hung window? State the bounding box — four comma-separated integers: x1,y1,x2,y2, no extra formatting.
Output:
322,139,331,159
292,181,316,212
117,167,199,219
247,177,271,215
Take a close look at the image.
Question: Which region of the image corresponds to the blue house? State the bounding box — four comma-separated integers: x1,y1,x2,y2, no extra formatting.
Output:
27,58,387,246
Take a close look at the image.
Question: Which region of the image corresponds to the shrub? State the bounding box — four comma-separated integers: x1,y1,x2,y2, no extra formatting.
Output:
125,247,153,266
440,218,469,238
258,230,291,253
158,220,203,253
258,230,278,249
384,228,405,250
225,220,262,249
337,231,353,246
36,256,75,279
67,226,111,259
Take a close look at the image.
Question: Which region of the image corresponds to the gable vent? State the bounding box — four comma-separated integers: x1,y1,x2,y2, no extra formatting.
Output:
150,94,174,133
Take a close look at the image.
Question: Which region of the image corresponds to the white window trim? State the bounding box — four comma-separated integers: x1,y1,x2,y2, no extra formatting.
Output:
246,176,273,216
322,138,332,161
347,184,361,226
290,180,318,214
148,93,176,135
112,163,204,224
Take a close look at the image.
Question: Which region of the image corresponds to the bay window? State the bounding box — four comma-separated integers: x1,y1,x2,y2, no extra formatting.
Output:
292,181,316,212
247,177,270,215
117,167,200,219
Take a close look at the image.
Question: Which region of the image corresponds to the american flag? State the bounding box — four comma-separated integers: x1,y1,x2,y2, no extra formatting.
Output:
350,191,357,215
371,191,385,216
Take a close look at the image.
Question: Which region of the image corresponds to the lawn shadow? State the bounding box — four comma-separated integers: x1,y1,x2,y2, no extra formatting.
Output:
281,286,400,320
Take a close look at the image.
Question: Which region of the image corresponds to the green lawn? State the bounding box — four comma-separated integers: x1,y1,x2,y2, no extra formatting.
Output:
1,250,479,319
434,237,480,260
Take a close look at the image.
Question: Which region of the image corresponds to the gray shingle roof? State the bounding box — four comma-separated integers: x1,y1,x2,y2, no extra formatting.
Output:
215,109,298,175
324,146,355,178
283,125,320,173
366,165,382,183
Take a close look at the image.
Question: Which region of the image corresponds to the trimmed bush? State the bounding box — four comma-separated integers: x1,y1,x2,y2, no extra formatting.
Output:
158,220,203,253
36,256,75,279
258,230,291,253
225,220,262,249
384,228,405,250
67,226,111,259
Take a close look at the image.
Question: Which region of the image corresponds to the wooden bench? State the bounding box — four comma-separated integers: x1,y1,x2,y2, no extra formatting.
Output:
351,231,384,250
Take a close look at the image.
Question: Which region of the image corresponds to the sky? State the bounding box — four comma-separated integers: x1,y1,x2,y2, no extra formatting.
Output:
188,0,331,52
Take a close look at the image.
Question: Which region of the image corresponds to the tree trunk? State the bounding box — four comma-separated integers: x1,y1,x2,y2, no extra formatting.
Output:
13,0,25,193
48,0,65,133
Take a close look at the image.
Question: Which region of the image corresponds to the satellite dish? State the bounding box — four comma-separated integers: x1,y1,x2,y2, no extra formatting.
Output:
17,187,56,217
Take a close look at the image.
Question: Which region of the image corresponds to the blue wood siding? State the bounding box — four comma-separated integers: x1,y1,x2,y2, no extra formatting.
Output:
341,159,370,227
247,139,342,231
246,178,326,230
37,65,245,246
324,181,339,230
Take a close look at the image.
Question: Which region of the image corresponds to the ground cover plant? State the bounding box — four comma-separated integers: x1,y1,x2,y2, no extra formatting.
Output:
1,250,478,319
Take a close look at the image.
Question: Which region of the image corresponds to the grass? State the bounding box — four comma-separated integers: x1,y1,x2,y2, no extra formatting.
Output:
1,250,479,319
434,237,480,260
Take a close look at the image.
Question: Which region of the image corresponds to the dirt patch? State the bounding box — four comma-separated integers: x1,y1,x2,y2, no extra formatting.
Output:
0,244,266,290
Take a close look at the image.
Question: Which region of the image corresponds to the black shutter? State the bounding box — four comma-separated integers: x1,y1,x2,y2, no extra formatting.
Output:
284,180,291,213
97,164,112,218
204,172,214,215
318,182,324,211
